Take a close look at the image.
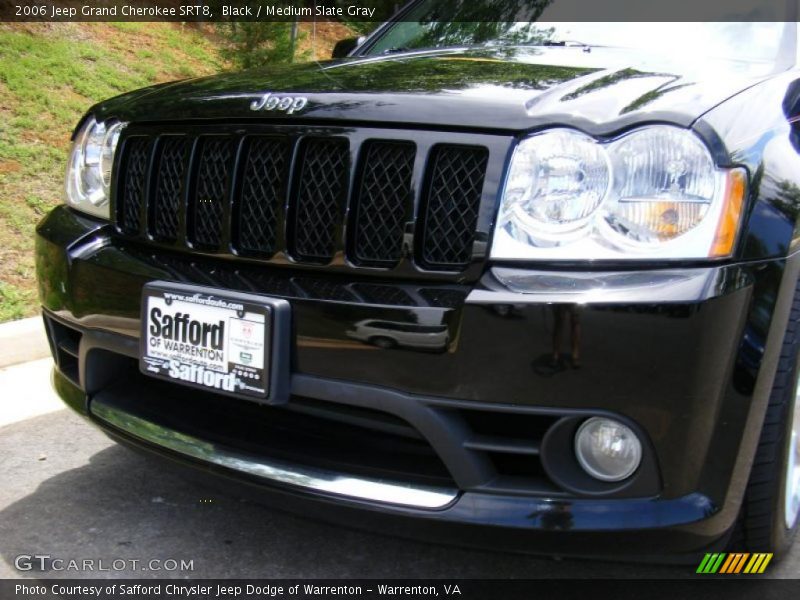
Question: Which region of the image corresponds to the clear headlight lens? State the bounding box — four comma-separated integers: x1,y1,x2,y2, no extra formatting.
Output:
503,130,610,242
65,116,126,219
492,125,746,261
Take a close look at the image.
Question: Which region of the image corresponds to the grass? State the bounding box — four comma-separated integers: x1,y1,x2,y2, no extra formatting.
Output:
0,21,354,322
0,22,225,322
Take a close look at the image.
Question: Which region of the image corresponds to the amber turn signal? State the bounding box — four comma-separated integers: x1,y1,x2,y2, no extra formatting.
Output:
710,168,747,258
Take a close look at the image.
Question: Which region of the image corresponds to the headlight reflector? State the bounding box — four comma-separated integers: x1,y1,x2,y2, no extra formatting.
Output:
503,129,610,242
603,126,717,246
493,125,746,260
65,116,126,219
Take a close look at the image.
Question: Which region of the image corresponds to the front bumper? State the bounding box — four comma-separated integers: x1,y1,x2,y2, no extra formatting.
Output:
35,206,798,556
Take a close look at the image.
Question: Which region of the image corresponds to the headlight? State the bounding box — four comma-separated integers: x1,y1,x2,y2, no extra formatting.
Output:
65,116,126,219
492,125,746,261
503,129,610,243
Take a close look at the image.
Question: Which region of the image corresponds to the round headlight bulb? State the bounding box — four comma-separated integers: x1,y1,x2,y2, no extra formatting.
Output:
574,417,642,482
500,129,611,242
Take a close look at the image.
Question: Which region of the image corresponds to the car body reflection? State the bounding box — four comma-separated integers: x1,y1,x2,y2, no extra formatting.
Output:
346,319,449,352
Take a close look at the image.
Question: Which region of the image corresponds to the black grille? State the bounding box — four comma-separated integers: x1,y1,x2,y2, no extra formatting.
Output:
150,136,190,242
352,283,415,307
114,128,493,275
419,288,468,309
235,137,290,256
419,145,488,270
289,138,349,264
294,278,356,302
189,137,235,249
350,141,416,267
117,137,150,235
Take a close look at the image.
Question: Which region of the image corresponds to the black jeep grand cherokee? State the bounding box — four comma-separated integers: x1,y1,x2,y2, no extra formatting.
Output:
35,4,800,560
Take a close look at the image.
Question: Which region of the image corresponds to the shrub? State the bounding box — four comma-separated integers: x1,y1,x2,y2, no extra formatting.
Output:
215,22,300,69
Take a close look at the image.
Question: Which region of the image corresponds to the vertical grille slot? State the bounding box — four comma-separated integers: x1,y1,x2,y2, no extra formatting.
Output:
116,136,151,235
288,138,349,264
149,136,190,242
418,145,488,270
349,141,416,267
234,136,291,257
189,136,235,249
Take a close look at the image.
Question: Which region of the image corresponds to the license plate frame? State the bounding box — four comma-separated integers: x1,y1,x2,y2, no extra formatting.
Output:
139,281,290,405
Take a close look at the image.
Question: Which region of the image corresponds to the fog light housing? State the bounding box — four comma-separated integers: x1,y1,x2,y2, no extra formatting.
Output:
574,417,642,482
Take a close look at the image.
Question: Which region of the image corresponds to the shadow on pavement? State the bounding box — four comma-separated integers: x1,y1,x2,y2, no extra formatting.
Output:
0,411,699,579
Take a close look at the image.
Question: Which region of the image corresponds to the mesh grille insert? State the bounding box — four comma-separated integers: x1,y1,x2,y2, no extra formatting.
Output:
350,141,416,267
419,145,488,270
117,137,151,235
150,136,190,242
190,137,235,249
294,278,356,302
235,137,290,257
419,288,468,309
289,138,349,264
114,128,492,276
352,283,415,307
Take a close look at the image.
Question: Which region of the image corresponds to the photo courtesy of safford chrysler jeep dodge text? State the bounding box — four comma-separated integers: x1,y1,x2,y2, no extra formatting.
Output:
34,0,800,561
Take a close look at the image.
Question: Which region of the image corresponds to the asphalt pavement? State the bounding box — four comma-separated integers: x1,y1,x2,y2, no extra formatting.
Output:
2,356,800,579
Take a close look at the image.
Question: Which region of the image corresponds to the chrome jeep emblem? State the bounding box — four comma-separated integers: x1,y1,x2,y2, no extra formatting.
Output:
250,92,308,114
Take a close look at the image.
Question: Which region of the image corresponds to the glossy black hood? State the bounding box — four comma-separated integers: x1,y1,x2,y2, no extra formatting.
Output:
93,47,775,133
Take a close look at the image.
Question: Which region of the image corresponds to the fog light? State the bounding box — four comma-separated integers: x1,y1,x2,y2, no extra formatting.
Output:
574,417,642,482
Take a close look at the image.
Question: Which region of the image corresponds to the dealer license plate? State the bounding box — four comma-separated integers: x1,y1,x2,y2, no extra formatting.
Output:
139,282,286,400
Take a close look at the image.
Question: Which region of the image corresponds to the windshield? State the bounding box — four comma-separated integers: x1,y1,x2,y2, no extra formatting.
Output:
364,1,794,66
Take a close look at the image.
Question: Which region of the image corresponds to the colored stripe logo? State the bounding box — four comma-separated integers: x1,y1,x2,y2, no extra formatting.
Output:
696,553,773,574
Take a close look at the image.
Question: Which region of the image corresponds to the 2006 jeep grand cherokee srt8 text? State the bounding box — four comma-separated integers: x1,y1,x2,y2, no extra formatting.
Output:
34,3,800,561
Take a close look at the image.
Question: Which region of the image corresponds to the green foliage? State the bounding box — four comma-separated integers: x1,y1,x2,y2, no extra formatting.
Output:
333,0,396,22
215,22,298,69
0,23,224,321
335,0,392,35
342,21,381,36
0,282,31,322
